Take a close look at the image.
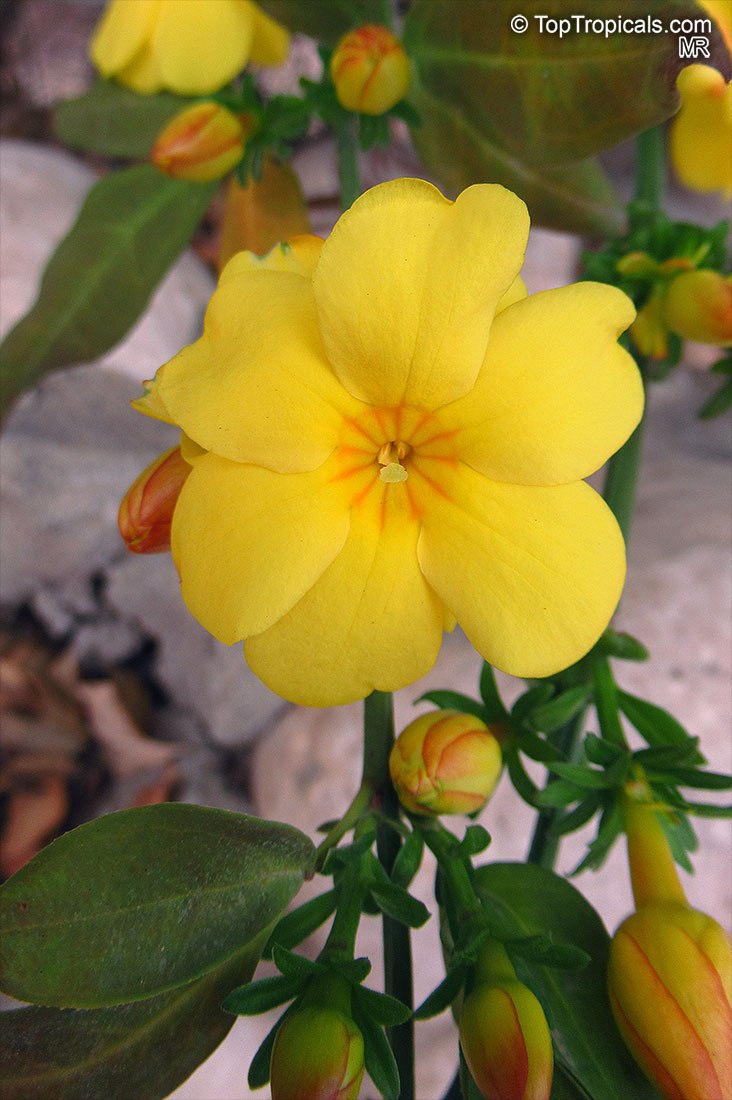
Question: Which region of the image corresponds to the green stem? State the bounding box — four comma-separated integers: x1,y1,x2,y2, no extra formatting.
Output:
526,709,587,868
602,409,646,545
314,782,372,872
336,115,362,210
321,857,369,961
635,125,665,212
363,691,414,1100
419,820,483,943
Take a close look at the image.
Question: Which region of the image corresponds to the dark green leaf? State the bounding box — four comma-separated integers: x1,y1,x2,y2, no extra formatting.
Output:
222,972,304,1016
0,167,216,416
352,1003,400,1100
0,942,261,1100
328,956,372,984
517,730,564,764
479,663,509,720
699,377,732,419
370,883,430,928
271,945,324,980
405,0,731,166
619,691,703,759
633,742,703,770
584,735,625,767
415,690,488,721
676,801,732,818
549,796,602,838
592,659,626,746
352,984,412,1027
536,778,586,808
410,71,623,236
264,889,338,957
505,747,539,806
247,1002,297,1090
390,829,425,889
598,630,649,662
505,934,590,970
258,0,389,42
459,825,491,858
512,684,556,723
664,768,732,791
54,81,193,159
548,762,625,790
475,863,658,1100
0,805,314,1008
530,685,592,733
572,797,623,873
414,964,467,1019
659,812,696,872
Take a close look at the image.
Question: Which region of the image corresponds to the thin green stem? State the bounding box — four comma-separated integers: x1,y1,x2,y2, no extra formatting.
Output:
419,820,483,943
635,125,665,212
602,409,646,545
313,783,372,871
336,115,362,210
363,691,414,1100
526,709,587,868
321,858,369,961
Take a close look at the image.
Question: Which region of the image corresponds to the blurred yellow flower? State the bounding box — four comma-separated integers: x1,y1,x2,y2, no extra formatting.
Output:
132,179,642,706
90,0,289,96
331,24,411,115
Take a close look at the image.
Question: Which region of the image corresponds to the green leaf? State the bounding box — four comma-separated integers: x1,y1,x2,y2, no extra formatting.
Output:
664,768,732,791
550,796,602,838
548,761,627,790
370,883,430,928
536,778,586,808
271,945,324,980
0,941,262,1100
619,691,703,759
258,0,389,42
459,824,492,858
405,0,731,166
390,829,425,889
517,729,564,764
414,964,467,1019
407,78,623,236
698,378,732,419
479,662,509,720
573,797,623,873
222,972,305,1016
592,658,626,746
351,1003,400,1100
247,1001,297,1090
264,889,338,957
584,735,625,767
415,690,488,721
597,630,649,663
505,747,539,806
475,863,658,1100
505,934,590,970
0,167,216,416
530,685,592,733
0,805,314,1008
352,984,412,1027
54,80,193,159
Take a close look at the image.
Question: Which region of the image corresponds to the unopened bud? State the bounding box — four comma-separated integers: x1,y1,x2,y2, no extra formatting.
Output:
460,942,553,1100
330,25,410,115
118,446,190,554
389,710,502,816
630,289,669,359
270,1005,364,1100
663,269,732,346
608,902,732,1100
152,102,246,183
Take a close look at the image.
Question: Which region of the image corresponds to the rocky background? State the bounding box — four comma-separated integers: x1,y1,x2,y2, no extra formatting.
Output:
0,3,730,1098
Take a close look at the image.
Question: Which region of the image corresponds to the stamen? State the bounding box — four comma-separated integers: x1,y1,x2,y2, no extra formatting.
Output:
380,462,409,484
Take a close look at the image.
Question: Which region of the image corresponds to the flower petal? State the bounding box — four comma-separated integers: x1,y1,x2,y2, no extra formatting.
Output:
89,0,162,79
153,0,255,95
249,2,290,65
416,463,625,678
443,283,641,485
313,179,529,409
245,487,444,706
218,235,323,286
171,452,351,645
156,270,359,471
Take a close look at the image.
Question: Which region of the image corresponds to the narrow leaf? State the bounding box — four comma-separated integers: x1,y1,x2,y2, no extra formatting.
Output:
54,81,192,159
264,889,337,957
505,748,539,806
222,973,304,1016
459,825,491,857
536,778,586,808
479,663,509,720
390,829,425,889
0,805,314,1008
572,797,623,873
415,690,488,721
352,1004,400,1100
352,985,412,1027
598,630,649,662
548,763,622,790
592,659,626,746
370,883,430,928
415,965,467,1020
0,942,261,1100
0,167,216,416
247,1001,297,1090
619,691,703,758
549,796,602,839
530,685,592,733
584,735,625,767
271,945,324,980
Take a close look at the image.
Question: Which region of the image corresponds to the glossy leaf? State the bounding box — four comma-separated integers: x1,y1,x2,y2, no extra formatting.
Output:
0,804,314,1008
405,0,731,167
0,942,261,1100
258,0,390,42
0,167,216,416
54,80,193,159
475,862,658,1100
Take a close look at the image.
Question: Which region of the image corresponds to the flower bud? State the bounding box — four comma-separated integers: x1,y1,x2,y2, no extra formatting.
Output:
663,269,732,346
608,903,732,1100
118,446,190,554
629,289,669,359
152,102,246,183
270,1005,365,1100
460,943,553,1100
389,710,502,816
330,25,410,115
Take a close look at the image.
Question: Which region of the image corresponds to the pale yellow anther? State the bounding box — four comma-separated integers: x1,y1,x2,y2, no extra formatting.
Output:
380,462,408,484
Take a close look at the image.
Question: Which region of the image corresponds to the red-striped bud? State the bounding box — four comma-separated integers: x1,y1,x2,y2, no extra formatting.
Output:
330,25,410,115
118,446,190,554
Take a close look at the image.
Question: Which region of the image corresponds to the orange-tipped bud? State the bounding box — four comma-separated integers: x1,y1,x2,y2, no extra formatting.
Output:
460,943,553,1100
663,269,732,346
118,446,190,554
270,1005,365,1100
152,102,246,183
330,25,410,115
389,710,502,816
608,903,732,1100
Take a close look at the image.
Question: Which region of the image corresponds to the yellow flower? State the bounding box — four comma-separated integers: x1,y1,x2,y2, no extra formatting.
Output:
663,269,732,346
90,0,289,96
152,102,247,183
389,710,503,815
131,179,642,707
670,64,732,196
331,25,411,115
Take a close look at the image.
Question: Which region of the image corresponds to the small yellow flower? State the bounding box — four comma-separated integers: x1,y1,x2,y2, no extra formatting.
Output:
671,41,732,197
389,710,502,815
130,179,642,707
331,24,411,115
663,269,732,346
90,0,289,96
152,102,247,183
